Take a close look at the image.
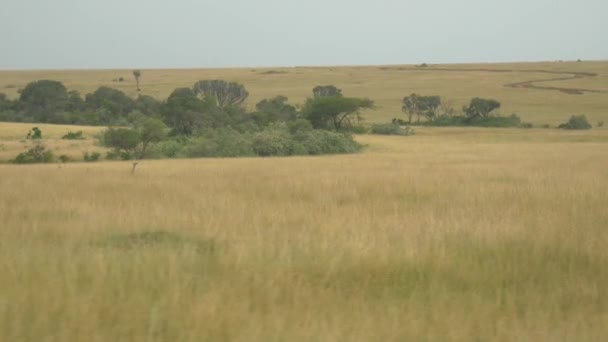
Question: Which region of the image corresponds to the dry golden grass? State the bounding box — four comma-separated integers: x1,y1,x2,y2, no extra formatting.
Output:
1,61,607,125
0,122,105,161
1,127,607,340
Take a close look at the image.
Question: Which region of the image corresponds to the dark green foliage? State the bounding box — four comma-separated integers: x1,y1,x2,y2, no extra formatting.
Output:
558,115,592,130
135,95,161,116
303,96,373,130
103,128,141,159
192,80,249,110
19,80,69,121
61,131,84,140
252,96,297,126
27,127,42,139
371,123,415,136
133,117,168,158
251,127,292,156
85,87,135,124
184,128,255,158
463,98,501,119
83,151,101,162
12,144,55,164
177,124,361,158
313,85,342,98
65,90,85,112
162,88,207,135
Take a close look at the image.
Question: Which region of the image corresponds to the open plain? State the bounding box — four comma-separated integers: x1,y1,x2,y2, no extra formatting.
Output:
1,62,607,341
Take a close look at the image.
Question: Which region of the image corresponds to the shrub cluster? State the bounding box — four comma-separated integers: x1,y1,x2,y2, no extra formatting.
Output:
12,144,54,164
558,115,592,130
148,122,362,158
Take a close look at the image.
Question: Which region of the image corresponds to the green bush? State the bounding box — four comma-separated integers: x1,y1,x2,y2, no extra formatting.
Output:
371,123,415,136
558,115,592,130
184,128,254,158
147,139,186,158
12,144,55,164
252,127,292,156
62,131,84,140
346,125,369,134
466,114,521,127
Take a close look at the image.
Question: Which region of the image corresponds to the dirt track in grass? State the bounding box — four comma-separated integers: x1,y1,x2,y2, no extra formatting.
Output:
379,66,606,95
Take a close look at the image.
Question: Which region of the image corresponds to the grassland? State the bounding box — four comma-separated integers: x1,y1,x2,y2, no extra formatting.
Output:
1,61,607,125
1,62,608,340
1,125,608,340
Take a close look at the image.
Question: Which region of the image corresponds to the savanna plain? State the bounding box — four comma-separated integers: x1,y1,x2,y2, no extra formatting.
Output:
1,61,608,341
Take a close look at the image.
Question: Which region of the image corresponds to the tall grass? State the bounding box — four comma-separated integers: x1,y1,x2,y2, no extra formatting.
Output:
1,130,607,340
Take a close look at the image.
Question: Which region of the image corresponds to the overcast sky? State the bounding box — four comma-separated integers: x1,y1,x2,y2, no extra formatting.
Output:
1,0,607,69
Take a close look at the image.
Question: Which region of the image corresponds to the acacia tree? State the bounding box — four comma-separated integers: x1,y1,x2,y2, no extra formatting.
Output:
402,94,442,123
303,96,373,130
401,93,419,124
133,70,142,92
313,85,342,98
252,96,297,126
419,96,441,123
463,98,501,119
192,80,249,110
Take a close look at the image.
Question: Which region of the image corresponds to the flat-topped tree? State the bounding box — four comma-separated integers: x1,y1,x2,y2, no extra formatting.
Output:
303,96,373,131
192,80,249,111
464,98,501,119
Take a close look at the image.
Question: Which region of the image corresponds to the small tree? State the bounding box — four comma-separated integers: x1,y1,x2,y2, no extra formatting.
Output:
303,96,373,130
313,85,342,98
402,94,442,124
463,98,501,119
402,93,419,124
192,80,249,110
133,70,142,92
12,144,54,164
133,117,167,157
103,128,141,160
252,96,297,126
558,115,592,130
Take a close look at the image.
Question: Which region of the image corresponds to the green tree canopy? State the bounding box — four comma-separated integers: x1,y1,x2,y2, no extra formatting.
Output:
19,80,69,121
252,96,297,127
402,94,442,124
464,98,501,119
161,88,207,135
85,87,135,123
303,96,373,130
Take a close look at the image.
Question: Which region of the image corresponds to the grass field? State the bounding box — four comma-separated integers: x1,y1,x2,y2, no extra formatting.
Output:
1,61,607,125
1,61,608,340
1,124,608,340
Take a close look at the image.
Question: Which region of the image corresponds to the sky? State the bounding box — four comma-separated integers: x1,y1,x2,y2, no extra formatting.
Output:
1,0,607,69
